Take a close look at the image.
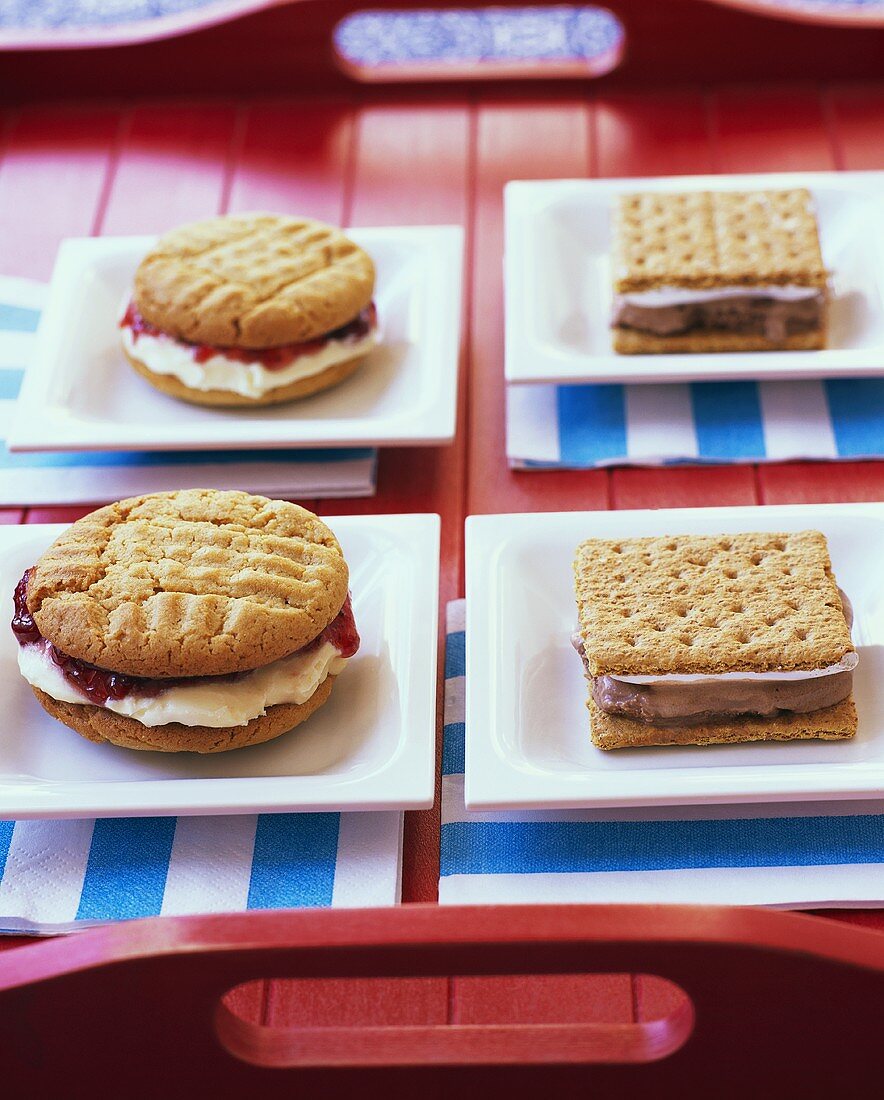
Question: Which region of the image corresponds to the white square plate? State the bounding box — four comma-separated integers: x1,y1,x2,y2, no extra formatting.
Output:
0,514,439,817
505,171,884,385
9,226,462,452
466,503,884,810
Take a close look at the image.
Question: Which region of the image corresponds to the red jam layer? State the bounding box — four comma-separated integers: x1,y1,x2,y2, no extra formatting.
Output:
11,570,40,645
120,301,377,371
12,570,360,708
316,593,360,658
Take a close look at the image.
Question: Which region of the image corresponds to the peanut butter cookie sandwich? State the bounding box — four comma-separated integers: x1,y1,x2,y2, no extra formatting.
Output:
611,188,828,353
12,489,359,753
572,530,857,749
120,213,378,406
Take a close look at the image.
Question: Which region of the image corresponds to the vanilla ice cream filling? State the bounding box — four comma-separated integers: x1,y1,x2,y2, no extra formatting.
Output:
611,651,858,686
18,641,348,728
121,324,379,399
616,285,823,308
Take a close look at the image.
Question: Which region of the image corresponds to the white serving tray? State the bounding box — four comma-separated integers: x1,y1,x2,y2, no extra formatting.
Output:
505,171,884,384
466,503,884,810
9,226,462,452
0,514,439,817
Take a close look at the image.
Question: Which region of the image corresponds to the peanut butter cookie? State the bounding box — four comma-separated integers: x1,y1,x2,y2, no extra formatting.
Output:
133,213,375,348
28,489,350,679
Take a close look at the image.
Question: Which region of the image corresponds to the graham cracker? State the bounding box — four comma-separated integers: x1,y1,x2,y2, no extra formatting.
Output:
612,326,825,355
588,696,857,750
573,530,853,677
613,188,827,293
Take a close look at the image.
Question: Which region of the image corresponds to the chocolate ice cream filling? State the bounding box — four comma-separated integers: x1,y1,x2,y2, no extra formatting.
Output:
573,590,856,727
589,666,854,727
612,286,825,341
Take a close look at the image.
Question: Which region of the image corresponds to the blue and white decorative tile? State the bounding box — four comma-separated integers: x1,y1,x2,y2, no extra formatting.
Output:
334,6,625,66
1,0,881,36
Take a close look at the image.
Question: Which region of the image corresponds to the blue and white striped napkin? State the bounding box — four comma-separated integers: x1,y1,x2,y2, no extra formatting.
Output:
0,810,402,933
441,600,884,908
0,277,376,504
507,379,884,467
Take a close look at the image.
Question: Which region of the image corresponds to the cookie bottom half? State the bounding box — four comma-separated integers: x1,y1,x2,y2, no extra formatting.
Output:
31,677,334,754
588,695,857,750
612,327,826,355
125,348,367,407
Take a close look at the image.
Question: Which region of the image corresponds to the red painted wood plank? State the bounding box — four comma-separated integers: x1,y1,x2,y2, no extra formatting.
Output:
0,105,122,280
266,977,448,1028
712,84,836,174
611,466,757,510
758,461,884,504
227,99,354,223
99,101,239,234
349,99,470,229
826,83,884,170
0,509,24,524
222,981,265,1025
453,973,633,1024
468,99,608,518
595,90,713,179
24,506,95,525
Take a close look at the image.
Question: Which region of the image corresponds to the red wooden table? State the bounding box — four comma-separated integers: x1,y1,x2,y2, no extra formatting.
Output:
2,0,884,1065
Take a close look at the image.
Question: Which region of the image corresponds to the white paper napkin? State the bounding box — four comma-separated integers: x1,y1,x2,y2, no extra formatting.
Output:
0,811,402,933
507,377,884,468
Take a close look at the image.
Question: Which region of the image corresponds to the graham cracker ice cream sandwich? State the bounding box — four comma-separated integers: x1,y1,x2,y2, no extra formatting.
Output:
572,530,857,749
611,188,828,354
121,213,378,406
12,489,359,753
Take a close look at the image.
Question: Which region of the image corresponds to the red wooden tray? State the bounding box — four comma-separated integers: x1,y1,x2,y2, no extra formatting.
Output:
2,904,884,1090
0,0,883,1070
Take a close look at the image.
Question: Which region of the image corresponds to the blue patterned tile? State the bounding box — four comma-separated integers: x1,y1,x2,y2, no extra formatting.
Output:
335,7,624,65
1,1,880,37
